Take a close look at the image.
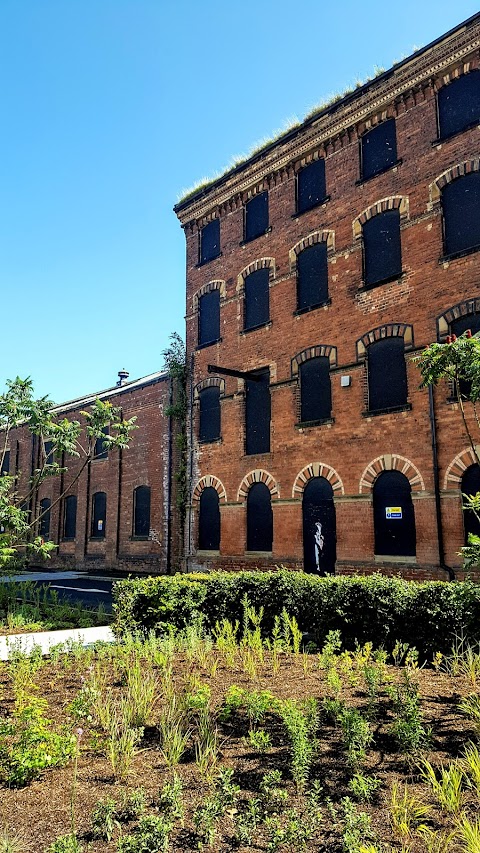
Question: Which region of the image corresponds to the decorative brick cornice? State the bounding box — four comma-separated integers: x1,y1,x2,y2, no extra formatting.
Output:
237,470,279,501
237,258,275,292
291,346,337,376
292,463,344,497
193,475,227,503
437,298,480,340
444,446,480,489
356,323,414,360
192,280,226,312
289,231,335,271
359,454,425,493
193,377,225,401
353,196,409,240
429,158,480,207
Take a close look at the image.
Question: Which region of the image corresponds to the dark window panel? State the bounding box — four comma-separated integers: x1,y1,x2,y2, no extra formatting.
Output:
91,491,106,538
134,485,151,537
246,368,270,455
245,192,269,242
297,159,326,213
462,464,480,544
368,336,407,412
297,242,329,311
299,356,332,422
199,386,221,443
302,477,336,575
1,450,10,476
451,313,480,398
244,268,269,330
44,440,54,465
94,427,109,460
63,495,77,539
361,119,398,180
198,486,220,550
438,71,480,139
373,470,416,556
247,482,273,551
198,290,220,346
442,173,480,257
39,498,51,539
363,209,402,287
199,220,220,264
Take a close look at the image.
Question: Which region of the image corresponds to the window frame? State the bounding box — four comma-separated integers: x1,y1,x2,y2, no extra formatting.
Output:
243,192,269,243
198,385,221,444
198,486,221,552
198,219,221,266
243,267,270,332
91,491,107,539
365,336,409,415
298,356,333,426
359,118,399,183
295,242,330,314
441,173,480,261
246,481,273,553
295,159,328,215
133,485,151,539
63,494,77,540
245,368,271,456
362,208,403,289
197,289,221,348
39,497,51,540
437,71,480,142
94,427,109,461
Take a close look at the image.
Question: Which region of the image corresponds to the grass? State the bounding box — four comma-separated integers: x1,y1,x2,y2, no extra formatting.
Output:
0,580,110,633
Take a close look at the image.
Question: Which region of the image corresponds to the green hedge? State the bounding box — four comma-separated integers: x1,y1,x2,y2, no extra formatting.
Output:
111,571,480,657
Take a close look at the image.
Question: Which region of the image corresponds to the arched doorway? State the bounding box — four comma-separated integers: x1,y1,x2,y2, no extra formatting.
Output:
461,464,480,544
302,477,336,574
373,471,416,557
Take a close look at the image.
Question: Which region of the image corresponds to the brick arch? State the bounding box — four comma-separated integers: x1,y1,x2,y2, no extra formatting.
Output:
291,345,337,376
437,298,480,341
292,463,344,498
193,475,227,504
237,470,279,502
353,196,409,240
193,377,225,401
359,455,425,494
429,159,480,206
237,258,275,292
444,447,480,490
435,61,477,91
192,280,226,312
289,230,335,271
355,323,414,360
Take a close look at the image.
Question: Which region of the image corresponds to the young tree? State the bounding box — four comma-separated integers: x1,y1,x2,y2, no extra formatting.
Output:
0,377,136,569
417,330,480,568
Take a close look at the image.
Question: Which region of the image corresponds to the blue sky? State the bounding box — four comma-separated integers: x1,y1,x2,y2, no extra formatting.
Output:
0,0,478,403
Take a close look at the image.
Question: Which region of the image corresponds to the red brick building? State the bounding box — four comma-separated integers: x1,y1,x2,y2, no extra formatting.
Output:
175,13,480,580
3,371,179,574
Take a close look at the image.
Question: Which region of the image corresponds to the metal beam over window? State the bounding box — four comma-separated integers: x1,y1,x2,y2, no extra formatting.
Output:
207,364,263,381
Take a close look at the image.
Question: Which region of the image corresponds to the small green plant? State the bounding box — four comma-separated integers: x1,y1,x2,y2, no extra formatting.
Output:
46,836,82,853
276,697,318,792
157,773,184,824
389,781,430,840
419,759,464,814
158,694,192,768
0,828,26,853
389,669,430,755
194,706,219,781
339,705,373,769
454,815,480,853
341,797,375,853
193,770,238,849
459,693,480,739
117,815,172,853
462,742,480,796
234,797,262,846
106,707,142,781
116,787,147,822
91,798,119,842
260,769,289,814
348,772,381,802
218,684,244,722
247,728,272,752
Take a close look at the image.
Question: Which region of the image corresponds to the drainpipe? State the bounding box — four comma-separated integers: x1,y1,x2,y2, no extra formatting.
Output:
187,352,195,569
115,409,123,562
166,377,173,573
429,384,455,580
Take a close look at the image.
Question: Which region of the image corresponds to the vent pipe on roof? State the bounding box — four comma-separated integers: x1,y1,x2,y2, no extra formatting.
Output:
117,369,129,386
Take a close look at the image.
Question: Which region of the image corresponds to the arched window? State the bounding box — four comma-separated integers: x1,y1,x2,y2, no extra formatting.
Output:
373,471,416,557
367,336,408,413
296,159,326,214
461,464,480,545
244,268,270,330
299,356,332,423
361,119,398,181
199,386,221,443
302,477,336,575
247,482,273,552
198,290,220,347
63,495,77,539
133,486,151,538
438,71,480,139
363,209,402,287
91,491,106,538
296,243,329,312
39,498,51,539
198,487,220,550
199,220,220,265
442,173,480,257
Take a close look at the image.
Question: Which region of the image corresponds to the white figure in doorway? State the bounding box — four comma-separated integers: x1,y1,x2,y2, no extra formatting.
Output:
314,521,324,572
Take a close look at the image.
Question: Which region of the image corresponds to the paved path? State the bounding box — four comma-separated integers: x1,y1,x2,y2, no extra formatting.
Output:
0,625,115,660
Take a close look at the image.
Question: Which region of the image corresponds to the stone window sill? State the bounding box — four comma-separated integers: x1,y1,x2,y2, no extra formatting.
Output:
294,298,331,316
358,271,405,292
362,403,412,418
291,196,330,218
196,252,222,268
296,417,334,429
241,321,272,335
240,227,272,246
439,245,480,264
356,159,402,186
374,554,417,564
196,337,222,351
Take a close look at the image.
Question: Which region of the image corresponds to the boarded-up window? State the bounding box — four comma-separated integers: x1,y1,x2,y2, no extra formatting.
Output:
438,71,480,139
297,242,329,311
246,368,270,455
244,268,269,330
247,482,273,552
199,386,221,443
245,192,269,242
133,485,151,537
91,491,106,538
363,209,402,287
63,495,77,539
198,290,220,346
94,427,109,460
373,470,416,557
299,356,332,423
199,220,220,264
442,173,480,257
462,464,480,544
368,337,407,412
361,119,398,180
1,450,10,476
44,440,54,465
39,498,51,539
198,487,220,550
297,159,326,213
